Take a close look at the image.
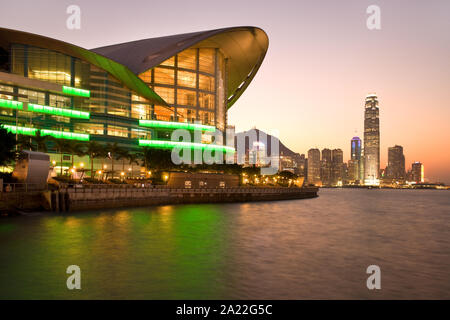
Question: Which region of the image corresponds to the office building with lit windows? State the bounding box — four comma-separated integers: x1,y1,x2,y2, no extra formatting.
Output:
320,148,332,186
363,94,380,185
307,148,321,186
331,148,344,184
0,27,268,170
385,145,405,182
349,136,363,183
411,161,424,183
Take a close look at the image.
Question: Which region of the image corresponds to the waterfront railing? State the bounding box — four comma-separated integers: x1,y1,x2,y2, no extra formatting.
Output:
1,183,47,193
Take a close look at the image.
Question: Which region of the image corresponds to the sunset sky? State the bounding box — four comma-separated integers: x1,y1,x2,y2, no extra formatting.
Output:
2,0,449,182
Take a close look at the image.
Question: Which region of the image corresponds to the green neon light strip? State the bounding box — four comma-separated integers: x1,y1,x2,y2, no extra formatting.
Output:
139,120,216,132
0,98,23,110
62,86,90,97
40,129,90,141
2,125,38,136
139,139,235,153
2,124,89,141
28,103,90,119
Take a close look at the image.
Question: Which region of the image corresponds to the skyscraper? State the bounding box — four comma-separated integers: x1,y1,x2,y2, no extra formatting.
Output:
307,148,321,186
322,148,332,163
351,137,362,161
411,162,424,183
331,148,344,184
347,160,359,183
350,136,362,182
386,145,405,181
363,94,380,185
320,148,332,185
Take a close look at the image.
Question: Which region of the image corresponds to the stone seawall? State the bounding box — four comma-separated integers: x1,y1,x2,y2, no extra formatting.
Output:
53,186,319,212
0,191,50,214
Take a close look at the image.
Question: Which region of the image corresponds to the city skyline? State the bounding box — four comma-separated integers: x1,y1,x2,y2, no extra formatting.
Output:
1,0,448,182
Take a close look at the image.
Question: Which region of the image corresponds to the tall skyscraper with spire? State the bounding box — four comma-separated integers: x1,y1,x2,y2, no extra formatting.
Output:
363,94,380,185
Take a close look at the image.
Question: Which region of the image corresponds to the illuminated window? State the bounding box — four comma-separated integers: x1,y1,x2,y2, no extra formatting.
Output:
28,47,73,85
11,45,89,87
177,49,196,70
18,89,45,105
154,86,174,104
11,44,25,76
199,74,214,92
199,92,214,109
0,84,13,93
177,70,196,88
75,123,104,135
137,48,225,129
131,128,150,139
0,94,14,116
132,94,150,103
107,125,128,138
90,103,105,114
107,102,130,117
0,85,14,105
154,67,175,85
153,105,174,122
177,89,196,107
139,70,152,83
49,94,71,108
131,103,151,119
175,107,196,123
198,110,215,126
160,56,175,67
199,48,215,74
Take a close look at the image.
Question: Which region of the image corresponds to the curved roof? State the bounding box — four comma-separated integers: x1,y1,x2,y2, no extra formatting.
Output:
0,26,269,109
92,26,269,108
0,27,167,105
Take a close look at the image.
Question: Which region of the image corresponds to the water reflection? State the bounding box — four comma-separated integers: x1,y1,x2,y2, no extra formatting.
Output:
0,189,449,299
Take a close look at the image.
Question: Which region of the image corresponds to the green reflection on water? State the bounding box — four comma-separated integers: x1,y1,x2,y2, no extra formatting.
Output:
0,223,15,233
0,204,228,299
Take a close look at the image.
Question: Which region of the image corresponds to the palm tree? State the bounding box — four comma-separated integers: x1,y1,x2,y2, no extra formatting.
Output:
117,148,130,174
66,141,85,179
52,138,70,176
0,125,16,167
126,152,141,178
105,142,122,179
141,147,152,170
16,135,33,151
31,132,49,153
143,148,173,171
85,141,104,178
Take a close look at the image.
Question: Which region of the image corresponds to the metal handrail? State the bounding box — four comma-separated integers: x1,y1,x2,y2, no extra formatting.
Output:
63,185,313,194
1,183,48,193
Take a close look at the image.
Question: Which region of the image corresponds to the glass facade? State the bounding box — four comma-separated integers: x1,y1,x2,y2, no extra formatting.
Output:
1,44,149,152
11,44,90,88
0,26,271,177
1,43,228,154
137,47,226,131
